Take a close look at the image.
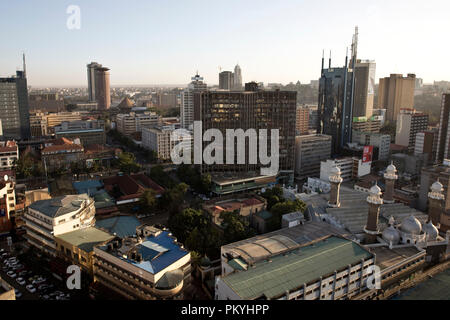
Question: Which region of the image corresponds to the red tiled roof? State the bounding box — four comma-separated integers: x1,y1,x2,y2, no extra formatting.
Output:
103,174,165,201
42,143,84,154
242,198,263,206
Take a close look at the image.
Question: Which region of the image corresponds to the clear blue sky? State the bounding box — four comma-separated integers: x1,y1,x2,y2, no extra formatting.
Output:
1,0,449,87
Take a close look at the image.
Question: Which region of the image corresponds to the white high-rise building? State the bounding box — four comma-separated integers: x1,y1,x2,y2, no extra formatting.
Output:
233,64,242,90
181,74,207,130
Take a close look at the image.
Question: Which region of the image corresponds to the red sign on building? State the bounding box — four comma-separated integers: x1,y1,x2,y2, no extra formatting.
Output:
363,146,373,163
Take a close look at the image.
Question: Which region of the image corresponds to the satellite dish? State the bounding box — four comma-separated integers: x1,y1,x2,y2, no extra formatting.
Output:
4,175,8,182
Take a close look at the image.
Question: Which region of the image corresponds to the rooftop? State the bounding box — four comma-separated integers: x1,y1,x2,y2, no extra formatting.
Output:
221,236,373,300
56,227,114,253
96,216,141,238
29,194,91,218
98,231,189,275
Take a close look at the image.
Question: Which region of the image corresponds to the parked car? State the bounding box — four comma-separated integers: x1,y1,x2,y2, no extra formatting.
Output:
38,284,49,292
16,277,26,286
14,289,22,298
32,277,46,285
18,270,29,277
26,284,36,293
6,271,16,278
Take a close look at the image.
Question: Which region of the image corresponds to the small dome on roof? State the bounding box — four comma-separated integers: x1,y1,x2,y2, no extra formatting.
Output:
400,215,422,235
369,184,382,195
382,226,400,245
386,164,397,173
423,221,439,241
431,181,444,193
330,166,341,175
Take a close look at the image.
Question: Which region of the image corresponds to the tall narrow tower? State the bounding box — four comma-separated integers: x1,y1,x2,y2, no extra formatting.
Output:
428,181,444,225
383,163,398,204
328,166,343,208
365,184,383,244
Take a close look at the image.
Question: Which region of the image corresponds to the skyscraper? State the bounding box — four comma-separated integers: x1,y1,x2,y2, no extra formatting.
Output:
0,55,31,140
318,29,358,155
194,83,296,184
378,74,416,123
353,60,376,118
87,62,102,102
181,73,207,130
233,64,242,90
435,94,450,163
219,71,234,90
95,67,111,110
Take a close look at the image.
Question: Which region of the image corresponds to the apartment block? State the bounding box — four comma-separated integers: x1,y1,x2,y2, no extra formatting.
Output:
395,109,429,151
294,134,332,182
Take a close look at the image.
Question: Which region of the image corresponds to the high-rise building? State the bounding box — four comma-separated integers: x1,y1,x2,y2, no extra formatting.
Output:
435,94,450,164
95,67,111,110
353,60,376,118
296,106,310,135
294,134,332,183
395,109,429,151
378,74,416,123
181,74,207,130
194,83,296,184
233,64,242,90
318,29,358,155
414,130,437,163
87,62,102,102
219,71,234,90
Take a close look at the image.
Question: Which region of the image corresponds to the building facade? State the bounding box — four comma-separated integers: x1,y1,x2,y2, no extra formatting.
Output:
353,60,376,118
294,134,332,182
23,194,96,256
116,112,160,137
142,126,192,160
395,109,429,151
435,94,450,164
378,74,416,123
181,74,207,130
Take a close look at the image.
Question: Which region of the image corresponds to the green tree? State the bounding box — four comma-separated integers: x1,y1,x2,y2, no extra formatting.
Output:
220,211,256,244
168,208,208,243
140,189,158,213
118,152,141,174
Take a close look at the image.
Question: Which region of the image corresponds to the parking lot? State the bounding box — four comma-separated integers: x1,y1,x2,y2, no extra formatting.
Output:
0,245,72,300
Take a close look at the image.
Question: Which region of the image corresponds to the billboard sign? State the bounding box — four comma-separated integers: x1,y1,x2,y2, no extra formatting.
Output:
363,146,373,163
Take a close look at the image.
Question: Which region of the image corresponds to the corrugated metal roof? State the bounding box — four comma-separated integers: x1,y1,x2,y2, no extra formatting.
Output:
222,236,373,300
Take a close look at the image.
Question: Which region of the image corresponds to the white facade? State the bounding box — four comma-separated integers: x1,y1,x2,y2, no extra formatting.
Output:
0,141,19,170
116,112,160,136
320,158,353,182
23,194,95,256
142,126,192,160
181,74,207,130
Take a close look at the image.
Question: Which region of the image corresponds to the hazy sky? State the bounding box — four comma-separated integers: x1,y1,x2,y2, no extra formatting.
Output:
1,0,449,87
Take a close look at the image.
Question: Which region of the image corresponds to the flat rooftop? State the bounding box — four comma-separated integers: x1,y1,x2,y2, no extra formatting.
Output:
56,227,114,253
221,236,373,300
370,246,423,270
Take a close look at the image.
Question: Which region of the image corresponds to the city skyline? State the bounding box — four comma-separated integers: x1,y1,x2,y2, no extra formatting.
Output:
1,0,450,86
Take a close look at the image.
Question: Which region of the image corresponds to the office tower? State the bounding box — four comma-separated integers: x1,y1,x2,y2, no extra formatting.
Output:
0,55,31,140
194,83,296,184
296,106,310,135
318,29,358,155
181,73,207,130
435,94,450,163
87,62,102,102
395,109,429,151
219,71,234,90
414,130,437,163
294,134,332,183
95,67,111,110
378,74,416,123
233,64,242,90
353,60,376,118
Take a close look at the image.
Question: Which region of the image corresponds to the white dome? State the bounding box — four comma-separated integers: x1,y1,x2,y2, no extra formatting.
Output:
330,166,341,175
423,221,439,241
369,184,382,195
431,181,444,193
400,215,422,235
382,226,400,244
386,164,397,173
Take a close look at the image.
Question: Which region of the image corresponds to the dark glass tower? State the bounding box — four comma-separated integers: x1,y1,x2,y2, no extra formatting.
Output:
317,29,357,155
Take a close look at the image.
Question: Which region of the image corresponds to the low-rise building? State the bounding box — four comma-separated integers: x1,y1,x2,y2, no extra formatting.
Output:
116,112,160,136
92,226,191,300
352,131,391,161
41,138,84,172
320,157,370,182
54,120,106,146
216,236,374,300
0,141,18,170
0,175,16,234
55,227,114,275
23,194,96,256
